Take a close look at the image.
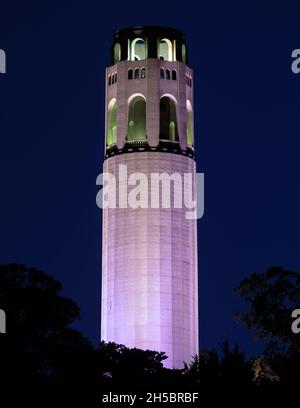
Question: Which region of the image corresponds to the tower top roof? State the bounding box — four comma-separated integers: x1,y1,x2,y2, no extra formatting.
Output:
110,25,188,66
113,25,186,42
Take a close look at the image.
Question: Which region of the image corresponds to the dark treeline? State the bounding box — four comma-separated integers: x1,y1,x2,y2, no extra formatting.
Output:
0,263,300,389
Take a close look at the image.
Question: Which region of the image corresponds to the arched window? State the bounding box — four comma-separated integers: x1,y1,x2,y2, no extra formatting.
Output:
160,68,165,79
131,38,146,61
159,38,173,61
160,96,178,141
114,43,121,64
127,95,146,140
172,70,177,80
181,44,186,64
141,68,146,78
134,68,140,79
112,74,115,84
186,74,192,86
128,69,133,80
108,75,111,86
166,69,171,80
107,99,117,146
186,100,194,146
114,73,117,83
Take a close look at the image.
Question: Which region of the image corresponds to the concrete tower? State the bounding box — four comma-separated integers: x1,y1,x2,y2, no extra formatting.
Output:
101,26,198,368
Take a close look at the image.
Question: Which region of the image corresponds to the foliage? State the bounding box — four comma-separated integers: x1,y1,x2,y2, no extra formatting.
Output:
2,263,300,388
234,266,300,354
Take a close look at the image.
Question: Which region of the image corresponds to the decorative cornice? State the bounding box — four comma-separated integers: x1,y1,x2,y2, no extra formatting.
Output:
104,141,195,161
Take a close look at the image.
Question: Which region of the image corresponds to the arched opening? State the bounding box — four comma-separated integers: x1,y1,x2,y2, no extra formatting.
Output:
108,75,111,86
186,74,192,86
128,69,133,79
112,73,117,84
107,99,117,146
172,69,177,80
160,68,165,79
166,69,171,80
141,67,146,78
131,38,146,61
186,100,194,146
159,38,173,61
160,96,178,141
134,68,140,79
127,95,146,141
114,43,121,64
181,44,186,64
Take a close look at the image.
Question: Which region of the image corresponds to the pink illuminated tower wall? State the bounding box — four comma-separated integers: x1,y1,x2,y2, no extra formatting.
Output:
101,26,198,368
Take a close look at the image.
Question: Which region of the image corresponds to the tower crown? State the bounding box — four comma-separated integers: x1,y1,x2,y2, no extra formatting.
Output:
111,25,188,65
105,26,194,160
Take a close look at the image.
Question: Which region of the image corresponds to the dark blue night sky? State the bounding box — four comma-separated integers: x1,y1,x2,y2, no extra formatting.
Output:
0,0,300,355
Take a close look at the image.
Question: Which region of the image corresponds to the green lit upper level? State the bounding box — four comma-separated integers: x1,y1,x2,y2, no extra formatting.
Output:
110,25,188,66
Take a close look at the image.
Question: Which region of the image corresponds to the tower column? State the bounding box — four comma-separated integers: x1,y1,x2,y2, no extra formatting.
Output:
102,26,198,369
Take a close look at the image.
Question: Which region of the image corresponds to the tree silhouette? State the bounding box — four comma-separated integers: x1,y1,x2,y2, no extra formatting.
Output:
183,342,254,387
218,341,252,387
234,266,300,354
4,262,300,388
234,266,300,386
0,263,192,388
96,341,172,389
0,263,95,385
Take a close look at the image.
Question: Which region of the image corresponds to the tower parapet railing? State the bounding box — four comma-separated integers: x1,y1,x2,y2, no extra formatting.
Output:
125,139,148,147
